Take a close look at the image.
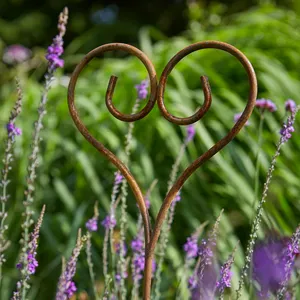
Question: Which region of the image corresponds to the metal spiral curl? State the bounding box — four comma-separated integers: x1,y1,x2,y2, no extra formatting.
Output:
67,40,257,300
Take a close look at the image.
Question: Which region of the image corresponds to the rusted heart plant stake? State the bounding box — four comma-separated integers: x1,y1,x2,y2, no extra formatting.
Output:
67,41,257,299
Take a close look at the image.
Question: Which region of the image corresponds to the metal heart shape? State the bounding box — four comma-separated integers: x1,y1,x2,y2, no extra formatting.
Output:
67,41,257,299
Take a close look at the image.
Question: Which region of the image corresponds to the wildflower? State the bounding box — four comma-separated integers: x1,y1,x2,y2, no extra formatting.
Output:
65,281,76,298
13,206,45,298
115,271,128,283
144,196,151,209
135,80,149,100
115,242,127,256
277,225,300,297
114,171,123,185
189,263,218,300
6,122,22,136
236,107,299,299
216,246,237,297
234,112,250,126
0,80,23,287
56,230,87,300
186,124,196,142
85,217,98,232
253,239,286,298
101,214,116,229
131,237,144,253
188,213,222,300
280,116,295,143
174,190,181,202
285,99,296,113
46,8,68,71
188,275,198,290
255,99,277,112
2,44,31,65
183,237,198,259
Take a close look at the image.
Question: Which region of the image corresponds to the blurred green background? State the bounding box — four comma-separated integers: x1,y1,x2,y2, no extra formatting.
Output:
1,0,300,299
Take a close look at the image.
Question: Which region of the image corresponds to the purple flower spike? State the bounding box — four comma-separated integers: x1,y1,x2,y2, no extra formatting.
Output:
101,214,116,229
216,248,236,296
131,237,144,253
6,122,22,136
253,239,287,298
85,217,98,232
186,124,196,142
65,281,76,298
46,8,68,72
3,44,31,65
56,230,86,300
114,171,123,185
115,242,127,256
184,237,198,259
27,252,38,274
135,79,149,100
255,99,277,112
188,275,198,290
280,116,295,143
278,225,300,296
234,113,250,126
285,99,296,113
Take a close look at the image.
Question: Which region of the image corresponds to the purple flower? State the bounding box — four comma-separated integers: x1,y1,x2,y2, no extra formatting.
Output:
115,242,127,256
48,45,64,56
279,226,300,294
280,116,295,143
6,122,22,136
234,112,250,126
253,239,287,298
216,254,234,294
189,263,218,300
101,214,116,229
186,124,196,142
114,171,123,185
27,252,38,274
2,44,31,65
198,239,214,263
135,79,149,100
115,271,128,283
144,196,151,209
184,237,198,259
285,99,296,113
131,237,144,253
46,8,68,72
255,99,277,112
65,281,76,298
56,230,86,300
16,206,45,275
188,275,198,290
133,253,145,272
85,217,98,232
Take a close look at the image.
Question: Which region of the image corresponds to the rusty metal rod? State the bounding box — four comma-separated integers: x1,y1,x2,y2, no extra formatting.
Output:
67,40,257,300
68,43,158,247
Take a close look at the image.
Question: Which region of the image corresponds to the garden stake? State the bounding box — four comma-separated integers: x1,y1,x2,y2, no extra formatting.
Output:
67,40,257,300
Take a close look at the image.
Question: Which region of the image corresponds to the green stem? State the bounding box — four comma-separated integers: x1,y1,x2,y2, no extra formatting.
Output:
253,111,265,208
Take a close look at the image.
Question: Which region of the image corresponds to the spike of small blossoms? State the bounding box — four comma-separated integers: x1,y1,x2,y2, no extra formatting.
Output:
284,99,296,113
12,205,46,299
255,99,277,112
55,230,87,300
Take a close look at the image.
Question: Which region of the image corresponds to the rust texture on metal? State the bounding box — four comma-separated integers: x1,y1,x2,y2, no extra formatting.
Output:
67,41,258,300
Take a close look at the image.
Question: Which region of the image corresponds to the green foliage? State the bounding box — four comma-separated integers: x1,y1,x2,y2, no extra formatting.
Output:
1,4,300,299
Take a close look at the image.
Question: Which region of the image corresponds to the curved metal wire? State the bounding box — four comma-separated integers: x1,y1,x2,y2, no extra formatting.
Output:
67,41,257,300
142,41,257,299
67,43,158,247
